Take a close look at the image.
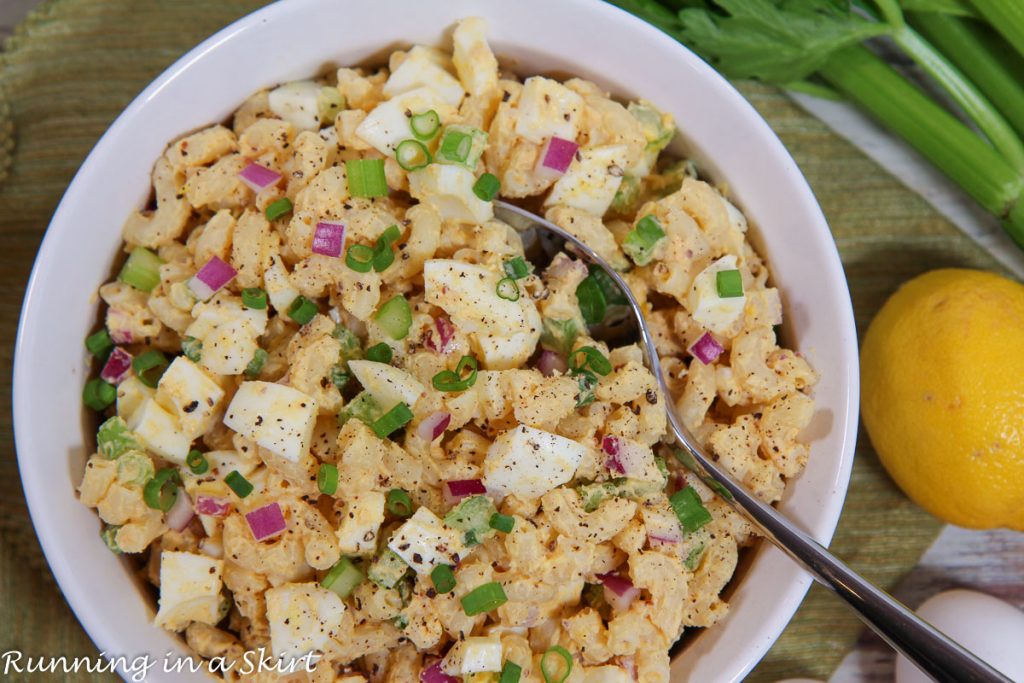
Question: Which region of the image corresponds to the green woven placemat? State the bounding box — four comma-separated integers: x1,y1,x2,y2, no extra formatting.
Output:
0,2,1003,681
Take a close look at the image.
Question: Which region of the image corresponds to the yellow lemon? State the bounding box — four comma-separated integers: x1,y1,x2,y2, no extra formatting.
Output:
861,268,1024,530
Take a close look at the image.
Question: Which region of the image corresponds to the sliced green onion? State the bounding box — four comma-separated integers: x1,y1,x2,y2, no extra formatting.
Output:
186,449,209,475
317,463,339,495
225,470,254,498
684,543,705,571
116,452,154,486
431,564,457,594
372,224,401,272
502,256,530,280
410,110,441,140
386,488,413,517
374,295,412,340
587,264,628,305
100,525,123,554
574,370,599,408
489,513,515,533
715,269,744,298
345,158,388,198
132,350,169,388
431,355,479,392
265,197,293,222
287,295,318,325
242,287,268,309
330,365,351,390
346,244,375,273
364,343,394,364
85,329,114,359
395,139,432,172
541,646,573,683
496,277,520,301
576,276,608,326
670,486,713,533
83,378,116,411
181,336,202,363
568,346,612,376
436,125,487,168
460,581,507,616
244,348,268,378
321,557,364,598
622,214,666,267
143,468,180,512
370,402,413,439
118,247,164,293
499,661,523,683
473,172,501,201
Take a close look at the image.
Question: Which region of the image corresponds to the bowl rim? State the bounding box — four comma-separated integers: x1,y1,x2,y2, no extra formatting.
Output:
12,0,860,680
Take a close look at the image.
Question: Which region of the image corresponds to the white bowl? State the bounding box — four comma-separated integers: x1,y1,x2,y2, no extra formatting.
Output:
13,1,859,681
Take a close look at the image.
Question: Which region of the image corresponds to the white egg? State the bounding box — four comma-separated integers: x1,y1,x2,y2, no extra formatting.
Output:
896,589,1024,683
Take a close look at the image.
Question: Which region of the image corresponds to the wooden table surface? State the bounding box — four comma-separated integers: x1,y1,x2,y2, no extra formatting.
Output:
2,1,1021,682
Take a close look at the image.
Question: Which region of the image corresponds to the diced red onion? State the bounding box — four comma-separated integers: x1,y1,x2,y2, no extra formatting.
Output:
545,253,588,282
648,531,682,546
596,572,634,597
245,502,287,542
424,317,455,354
602,436,625,475
100,347,133,385
420,660,458,683
188,256,237,302
312,221,345,257
416,411,451,442
536,350,567,377
238,162,282,192
166,489,194,531
688,332,724,365
443,479,486,507
195,495,232,517
602,580,640,612
535,136,579,178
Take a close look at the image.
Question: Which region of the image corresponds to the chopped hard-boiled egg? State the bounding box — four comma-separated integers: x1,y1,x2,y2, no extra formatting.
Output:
336,491,386,556
408,164,493,224
423,259,541,369
442,636,503,675
688,254,747,335
265,582,347,660
155,357,225,439
514,76,584,144
544,144,627,216
347,360,426,409
116,376,154,421
186,294,268,340
356,87,452,156
383,46,465,106
483,425,588,499
452,17,499,97
154,551,224,631
268,80,323,131
262,256,300,314
223,381,318,462
387,506,464,574
128,397,191,464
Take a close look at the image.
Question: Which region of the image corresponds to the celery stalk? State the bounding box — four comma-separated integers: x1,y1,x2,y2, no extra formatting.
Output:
818,45,1024,244
909,12,1024,141
968,0,1024,59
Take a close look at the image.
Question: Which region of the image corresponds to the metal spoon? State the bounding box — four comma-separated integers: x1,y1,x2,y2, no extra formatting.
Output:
493,200,1009,683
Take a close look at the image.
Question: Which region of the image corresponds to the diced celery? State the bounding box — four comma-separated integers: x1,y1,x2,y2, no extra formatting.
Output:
337,391,383,428
368,549,410,589
116,451,155,487
539,318,581,357
610,173,642,214
576,478,663,512
444,495,498,546
100,526,123,554
181,336,202,363
374,295,412,340
118,247,163,293
321,557,364,598
96,416,142,460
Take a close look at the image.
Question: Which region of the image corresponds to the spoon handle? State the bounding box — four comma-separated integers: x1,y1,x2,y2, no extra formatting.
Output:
491,200,1007,681
669,418,1008,683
